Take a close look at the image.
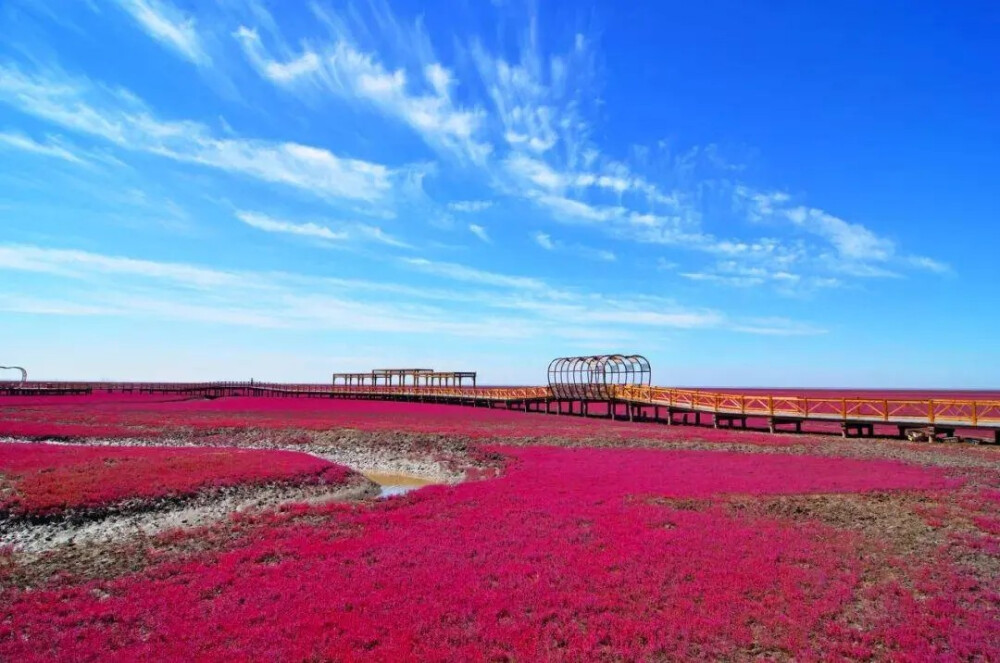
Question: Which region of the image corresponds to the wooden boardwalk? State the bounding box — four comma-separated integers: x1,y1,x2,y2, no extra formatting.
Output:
2,381,998,442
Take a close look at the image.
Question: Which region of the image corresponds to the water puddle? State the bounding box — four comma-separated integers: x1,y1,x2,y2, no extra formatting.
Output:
362,472,441,498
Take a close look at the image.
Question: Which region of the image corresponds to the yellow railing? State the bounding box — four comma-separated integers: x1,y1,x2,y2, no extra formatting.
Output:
616,386,1000,427
248,384,1000,426
4,381,999,428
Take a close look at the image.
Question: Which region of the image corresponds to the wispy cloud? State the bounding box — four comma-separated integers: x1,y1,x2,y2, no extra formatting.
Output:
680,260,802,288
0,63,401,204
784,205,894,263
112,0,209,66
232,1,693,248
0,131,86,165
906,255,952,274
468,31,701,250
0,244,243,289
577,309,724,330
728,317,827,336
349,223,412,249
533,232,555,250
448,200,492,212
232,25,322,82
236,210,411,248
401,257,545,290
468,224,490,243
469,33,592,160
0,244,519,336
233,23,490,161
218,2,947,292
580,247,616,262
734,185,948,277
0,243,823,338
531,231,615,262
236,211,347,242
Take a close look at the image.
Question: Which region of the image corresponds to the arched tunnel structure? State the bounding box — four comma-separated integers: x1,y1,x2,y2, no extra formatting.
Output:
547,354,651,400
0,366,27,384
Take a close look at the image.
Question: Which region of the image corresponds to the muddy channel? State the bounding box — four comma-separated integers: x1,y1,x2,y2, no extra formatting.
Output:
363,471,442,498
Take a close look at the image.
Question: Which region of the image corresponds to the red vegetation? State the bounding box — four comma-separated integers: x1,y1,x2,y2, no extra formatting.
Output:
3,446,994,661
0,443,351,517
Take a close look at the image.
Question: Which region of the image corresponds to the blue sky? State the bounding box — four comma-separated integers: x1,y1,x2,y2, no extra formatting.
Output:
0,0,997,386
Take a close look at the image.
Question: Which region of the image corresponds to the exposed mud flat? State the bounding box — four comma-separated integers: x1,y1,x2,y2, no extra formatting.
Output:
306,446,462,483
1,429,475,483
1,478,378,555
0,431,468,590
0,430,476,560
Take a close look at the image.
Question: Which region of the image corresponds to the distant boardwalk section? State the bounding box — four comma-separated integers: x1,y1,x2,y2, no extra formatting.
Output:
2,359,999,443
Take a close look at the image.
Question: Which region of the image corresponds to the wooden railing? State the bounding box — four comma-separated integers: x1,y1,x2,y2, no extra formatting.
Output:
3,381,999,428
617,386,1000,427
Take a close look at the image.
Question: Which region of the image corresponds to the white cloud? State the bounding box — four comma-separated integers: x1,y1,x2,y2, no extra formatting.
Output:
0,295,123,318
535,194,620,223
233,5,682,234
0,244,823,338
680,271,765,288
500,154,667,205
236,210,411,248
0,64,398,203
227,3,832,293
584,248,616,262
729,317,826,336
907,255,952,274
735,186,791,221
349,223,412,249
471,39,571,158
498,153,710,253
219,3,942,297
236,211,347,242
656,258,679,271
580,309,724,329
734,184,949,279
0,245,524,337
468,224,490,243
0,131,86,164
533,232,555,250
401,257,546,290
233,27,321,82
0,244,243,289
113,0,209,65
233,28,490,161
472,31,688,223
532,231,615,262
528,194,717,258
447,200,493,213
678,259,847,295
783,205,895,263
503,154,565,190
473,17,944,286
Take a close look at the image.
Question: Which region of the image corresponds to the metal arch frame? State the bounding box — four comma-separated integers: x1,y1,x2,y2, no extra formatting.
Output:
547,354,651,400
0,366,27,384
